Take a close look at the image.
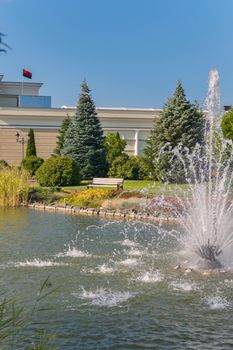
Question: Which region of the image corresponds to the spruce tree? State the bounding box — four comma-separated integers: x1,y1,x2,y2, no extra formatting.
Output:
62,80,107,179
26,128,37,157
54,115,71,155
145,81,205,182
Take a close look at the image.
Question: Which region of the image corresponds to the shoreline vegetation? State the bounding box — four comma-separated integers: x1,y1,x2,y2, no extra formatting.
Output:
0,167,29,207
0,169,184,221
0,166,186,219
25,181,184,222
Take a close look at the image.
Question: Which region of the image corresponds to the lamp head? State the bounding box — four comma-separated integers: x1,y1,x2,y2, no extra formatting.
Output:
15,131,20,142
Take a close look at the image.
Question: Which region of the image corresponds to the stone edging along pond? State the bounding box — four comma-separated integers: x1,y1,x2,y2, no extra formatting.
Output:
26,202,177,224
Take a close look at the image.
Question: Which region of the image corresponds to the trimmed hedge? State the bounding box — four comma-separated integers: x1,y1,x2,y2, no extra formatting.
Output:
35,156,80,187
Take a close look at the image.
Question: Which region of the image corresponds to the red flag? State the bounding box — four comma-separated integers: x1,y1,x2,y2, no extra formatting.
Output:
23,69,32,79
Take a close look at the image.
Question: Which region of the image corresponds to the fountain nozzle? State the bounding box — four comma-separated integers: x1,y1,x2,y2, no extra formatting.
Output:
196,239,222,269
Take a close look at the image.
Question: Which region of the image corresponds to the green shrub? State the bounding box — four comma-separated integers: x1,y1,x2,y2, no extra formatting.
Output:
29,187,65,203
104,132,127,167
21,155,44,175
0,159,9,168
108,153,129,178
221,109,233,140
108,154,150,180
124,156,150,180
36,156,80,187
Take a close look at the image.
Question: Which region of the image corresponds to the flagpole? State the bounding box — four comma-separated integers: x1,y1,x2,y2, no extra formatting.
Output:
21,72,24,96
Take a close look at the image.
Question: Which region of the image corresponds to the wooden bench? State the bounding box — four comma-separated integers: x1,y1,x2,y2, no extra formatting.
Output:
87,178,124,189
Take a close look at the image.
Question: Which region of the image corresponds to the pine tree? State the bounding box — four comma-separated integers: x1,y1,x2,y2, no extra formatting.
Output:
54,115,71,155
26,128,37,157
62,80,107,179
145,81,205,182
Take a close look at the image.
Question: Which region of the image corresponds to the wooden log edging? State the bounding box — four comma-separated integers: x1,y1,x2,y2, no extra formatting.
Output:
26,202,178,224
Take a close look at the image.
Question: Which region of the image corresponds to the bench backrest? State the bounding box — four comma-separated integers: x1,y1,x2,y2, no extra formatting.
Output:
92,178,124,185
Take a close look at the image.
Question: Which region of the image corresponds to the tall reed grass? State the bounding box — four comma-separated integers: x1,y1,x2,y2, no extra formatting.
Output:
0,277,58,349
0,167,29,207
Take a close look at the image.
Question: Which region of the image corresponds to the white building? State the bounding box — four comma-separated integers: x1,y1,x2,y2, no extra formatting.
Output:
0,75,161,164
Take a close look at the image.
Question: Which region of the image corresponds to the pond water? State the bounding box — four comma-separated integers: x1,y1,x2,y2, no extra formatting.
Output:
0,208,233,349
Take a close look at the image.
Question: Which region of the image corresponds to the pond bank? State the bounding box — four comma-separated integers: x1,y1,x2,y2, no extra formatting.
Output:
27,202,177,223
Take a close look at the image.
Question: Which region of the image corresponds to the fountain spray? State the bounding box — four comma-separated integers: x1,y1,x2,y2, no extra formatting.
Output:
153,69,233,269
182,69,233,268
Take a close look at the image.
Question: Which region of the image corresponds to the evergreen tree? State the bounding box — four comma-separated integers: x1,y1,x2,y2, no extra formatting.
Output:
54,115,71,155
62,80,107,179
145,81,205,182
104,132,127,167
26,128,37,157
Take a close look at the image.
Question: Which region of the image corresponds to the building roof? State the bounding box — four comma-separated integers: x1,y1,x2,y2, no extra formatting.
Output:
0,75,43,96
61,106,162,112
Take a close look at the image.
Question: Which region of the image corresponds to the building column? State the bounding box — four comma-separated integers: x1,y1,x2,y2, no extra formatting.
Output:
134,130,139,156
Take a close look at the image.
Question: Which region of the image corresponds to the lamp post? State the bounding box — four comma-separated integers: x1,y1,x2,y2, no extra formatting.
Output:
15,132,26,160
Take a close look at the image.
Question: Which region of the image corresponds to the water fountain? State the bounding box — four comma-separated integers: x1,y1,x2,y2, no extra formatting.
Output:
159,69,233,270
1,70,233,349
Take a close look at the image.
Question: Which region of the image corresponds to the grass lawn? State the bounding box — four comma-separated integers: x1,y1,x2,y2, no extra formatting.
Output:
61,180,155,191
61,180,189,196
61,180,90,191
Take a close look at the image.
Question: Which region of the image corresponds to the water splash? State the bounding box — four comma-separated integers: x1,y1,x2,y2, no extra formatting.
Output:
119,258,139,267
56,241,91,258
204,295,230,310
72,288,137,307
127,248,143,256
121,239,140,247
97,264,115,274
136,270,163,283
14,259,67,267
170,281,197,292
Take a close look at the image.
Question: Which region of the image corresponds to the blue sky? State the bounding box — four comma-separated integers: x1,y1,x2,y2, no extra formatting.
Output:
1,0,233,108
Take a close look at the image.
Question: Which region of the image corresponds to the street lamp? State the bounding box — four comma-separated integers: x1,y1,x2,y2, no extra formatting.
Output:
15,131,26,160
